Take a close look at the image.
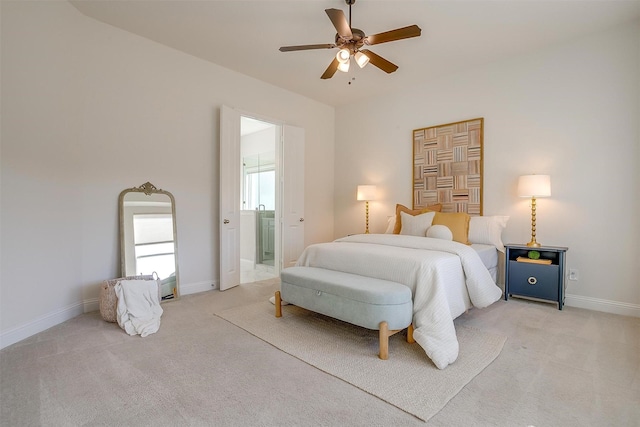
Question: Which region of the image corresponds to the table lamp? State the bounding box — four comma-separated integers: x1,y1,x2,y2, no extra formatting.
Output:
356,185,377,234
517,174,551,247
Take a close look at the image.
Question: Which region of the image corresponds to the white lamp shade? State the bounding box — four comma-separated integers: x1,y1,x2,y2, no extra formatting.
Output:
336,49,350,64
517,175,551,198
355,51,369,68
337,60,350,72
356,185,377,201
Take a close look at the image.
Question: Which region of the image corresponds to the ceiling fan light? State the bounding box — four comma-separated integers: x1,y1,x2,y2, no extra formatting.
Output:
336,48,350,64
337,59,350,73
355,51,369,68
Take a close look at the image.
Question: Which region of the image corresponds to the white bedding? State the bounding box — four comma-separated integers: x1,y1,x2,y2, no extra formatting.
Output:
295,234,502,369
472,243,499,282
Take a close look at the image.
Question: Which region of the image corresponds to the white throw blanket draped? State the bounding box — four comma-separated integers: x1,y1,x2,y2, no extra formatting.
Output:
115,279,163,337
296,234,502,369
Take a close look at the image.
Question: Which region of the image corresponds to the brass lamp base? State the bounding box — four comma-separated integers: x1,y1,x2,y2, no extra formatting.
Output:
527,196,541,248
364,200,370,234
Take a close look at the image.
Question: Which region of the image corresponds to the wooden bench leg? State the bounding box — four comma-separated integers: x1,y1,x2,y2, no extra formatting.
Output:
380,322,415,359
275,291,282,318
379,321,389,360
407,323,415,343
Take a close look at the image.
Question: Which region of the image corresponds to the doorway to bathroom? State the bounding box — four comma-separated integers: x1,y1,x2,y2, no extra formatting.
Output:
240,116,279,284
220,105,305,290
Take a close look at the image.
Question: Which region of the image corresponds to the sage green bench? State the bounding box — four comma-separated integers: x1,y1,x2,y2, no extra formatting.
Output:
275,266,414,360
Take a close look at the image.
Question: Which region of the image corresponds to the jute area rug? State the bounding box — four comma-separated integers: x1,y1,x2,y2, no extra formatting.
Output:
216,301,506,422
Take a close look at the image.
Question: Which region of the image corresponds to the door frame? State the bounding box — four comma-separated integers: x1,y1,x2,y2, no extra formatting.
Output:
220,106,305,290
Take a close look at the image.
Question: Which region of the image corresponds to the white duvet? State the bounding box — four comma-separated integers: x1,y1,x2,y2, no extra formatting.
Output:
296,234,502,369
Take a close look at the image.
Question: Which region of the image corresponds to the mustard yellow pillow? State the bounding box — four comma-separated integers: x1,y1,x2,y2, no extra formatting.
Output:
393,203,442,234
431,212,471,245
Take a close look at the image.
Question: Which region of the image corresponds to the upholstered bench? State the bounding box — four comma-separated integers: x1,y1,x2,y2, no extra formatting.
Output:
275,266,414,360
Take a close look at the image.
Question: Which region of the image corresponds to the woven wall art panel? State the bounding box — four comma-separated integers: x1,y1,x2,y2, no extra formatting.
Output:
413,118,483,215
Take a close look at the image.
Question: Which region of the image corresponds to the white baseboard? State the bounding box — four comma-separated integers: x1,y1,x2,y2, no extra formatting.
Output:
0,301,85,350
181,280,218,295
84,298,99,313
1,280,219,351
565,293,640,317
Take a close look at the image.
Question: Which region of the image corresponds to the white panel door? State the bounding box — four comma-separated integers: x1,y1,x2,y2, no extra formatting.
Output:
219,105,241,291
281,125,305,268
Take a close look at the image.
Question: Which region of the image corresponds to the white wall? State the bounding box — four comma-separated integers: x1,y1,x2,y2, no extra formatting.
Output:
0,1,335,348
335,21,640,315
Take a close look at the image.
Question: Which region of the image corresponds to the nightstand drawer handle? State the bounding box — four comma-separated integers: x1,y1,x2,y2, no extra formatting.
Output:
528,276,537,285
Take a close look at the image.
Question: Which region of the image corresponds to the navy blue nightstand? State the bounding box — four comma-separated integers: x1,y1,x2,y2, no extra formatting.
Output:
504,244,568,310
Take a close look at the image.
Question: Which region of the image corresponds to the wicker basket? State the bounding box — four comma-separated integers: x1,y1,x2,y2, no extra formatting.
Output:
99,275,155,322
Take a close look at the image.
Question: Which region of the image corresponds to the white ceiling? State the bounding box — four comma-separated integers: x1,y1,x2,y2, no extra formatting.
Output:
70,0,640,107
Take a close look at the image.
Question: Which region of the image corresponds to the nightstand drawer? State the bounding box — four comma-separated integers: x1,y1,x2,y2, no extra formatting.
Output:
508,261,559,301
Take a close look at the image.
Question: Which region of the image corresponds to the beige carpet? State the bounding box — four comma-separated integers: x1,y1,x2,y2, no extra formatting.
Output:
216,300,507,422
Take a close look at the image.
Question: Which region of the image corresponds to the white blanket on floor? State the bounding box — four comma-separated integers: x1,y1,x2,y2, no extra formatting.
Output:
296,234,502,369
115,279,163,337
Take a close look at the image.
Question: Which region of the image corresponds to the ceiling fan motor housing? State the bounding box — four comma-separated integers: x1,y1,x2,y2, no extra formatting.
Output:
335,28,366,53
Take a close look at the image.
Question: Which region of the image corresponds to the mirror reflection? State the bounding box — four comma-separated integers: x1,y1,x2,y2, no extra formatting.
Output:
119,182,179,301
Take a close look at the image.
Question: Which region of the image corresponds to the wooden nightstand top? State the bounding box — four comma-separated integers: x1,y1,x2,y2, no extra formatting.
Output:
505,243,568,252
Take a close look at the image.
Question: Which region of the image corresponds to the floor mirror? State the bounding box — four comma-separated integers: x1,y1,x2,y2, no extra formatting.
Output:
118,182,180,301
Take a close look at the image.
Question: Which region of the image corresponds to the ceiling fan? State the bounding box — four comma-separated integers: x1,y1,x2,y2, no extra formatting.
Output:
279,0,421,79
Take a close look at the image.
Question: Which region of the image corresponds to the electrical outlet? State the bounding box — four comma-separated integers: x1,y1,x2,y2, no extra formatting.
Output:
569,269,579,281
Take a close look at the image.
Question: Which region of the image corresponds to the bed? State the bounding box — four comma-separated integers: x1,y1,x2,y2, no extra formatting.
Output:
294,118,506,368
297,205,508,369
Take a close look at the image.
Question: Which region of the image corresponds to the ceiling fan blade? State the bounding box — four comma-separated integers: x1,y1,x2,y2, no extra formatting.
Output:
321,58,340,80
325,8,353,40
365,25,421,45
279,44,336,52
359,49,398,74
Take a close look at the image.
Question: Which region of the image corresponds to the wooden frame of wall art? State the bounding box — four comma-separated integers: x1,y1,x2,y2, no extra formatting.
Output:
412,117,484,215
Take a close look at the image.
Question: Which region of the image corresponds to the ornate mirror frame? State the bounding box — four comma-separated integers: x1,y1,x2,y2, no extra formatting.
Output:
118,182,180,301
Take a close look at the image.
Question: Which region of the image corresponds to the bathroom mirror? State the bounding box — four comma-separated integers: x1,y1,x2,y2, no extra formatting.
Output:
119,182,179,301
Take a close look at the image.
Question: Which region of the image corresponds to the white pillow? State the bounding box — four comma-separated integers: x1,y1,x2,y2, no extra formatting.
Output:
426,224,453,240
384,216,396,234
399,211,435,236
468,215,509,250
